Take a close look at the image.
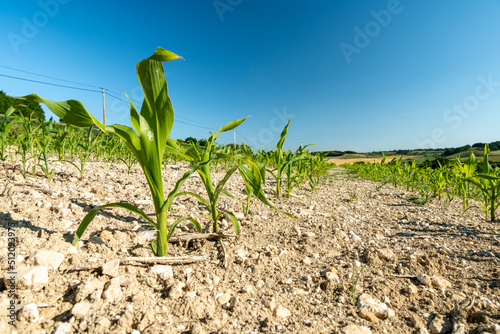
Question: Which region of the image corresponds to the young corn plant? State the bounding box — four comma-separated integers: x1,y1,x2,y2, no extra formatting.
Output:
63,126,100,178
34,118,56,182
464,144,500,222
167,120,293,234
0,107,19,161
21,47,203,257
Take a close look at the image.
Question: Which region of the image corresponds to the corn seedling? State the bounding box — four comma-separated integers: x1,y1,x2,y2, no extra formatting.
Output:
0,107,18,161
21,47,205,257
63,126,100,178
347,260,371,306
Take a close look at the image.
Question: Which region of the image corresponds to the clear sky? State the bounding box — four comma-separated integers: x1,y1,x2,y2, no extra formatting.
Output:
1,0,500,152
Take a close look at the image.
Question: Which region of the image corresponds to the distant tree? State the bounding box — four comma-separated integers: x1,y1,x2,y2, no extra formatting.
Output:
0,90,45,121
184,136,198,145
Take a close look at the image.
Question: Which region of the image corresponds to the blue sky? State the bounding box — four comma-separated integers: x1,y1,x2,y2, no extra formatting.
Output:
1,0,500,152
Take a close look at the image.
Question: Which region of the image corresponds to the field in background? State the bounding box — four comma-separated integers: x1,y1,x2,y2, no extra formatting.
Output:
328,150,500,165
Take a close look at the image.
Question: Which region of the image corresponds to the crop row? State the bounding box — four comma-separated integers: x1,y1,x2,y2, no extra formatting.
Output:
0,47,333,257
344,147,500,222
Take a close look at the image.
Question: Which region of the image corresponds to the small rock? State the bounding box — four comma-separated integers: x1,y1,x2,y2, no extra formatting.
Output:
216,293,231,306
326,271,340,282
428,314,452,334
34,251,64,270
357,294,395,319
18,303,38,322
102,277,122,302
99,230,113,240
417,274,432,286
430,276,451,293
350,232,362,241
405,284,418,294
274,305,291,318
358,309,378,322
334,229,348,238
137,230,156,241
75,279,104,302
169,281,185,299
71,301,91,318
303,257,312,265
97,317,111,328
341,324,372,334
101,259,120,278
53,323,72,334
409,314,425,329
376,248,394,261
14,266,49,290
148,265,174,280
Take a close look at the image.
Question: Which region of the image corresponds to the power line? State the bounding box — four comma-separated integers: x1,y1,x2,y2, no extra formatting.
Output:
0,71,227,132
0,73,101,93
0,65,100,90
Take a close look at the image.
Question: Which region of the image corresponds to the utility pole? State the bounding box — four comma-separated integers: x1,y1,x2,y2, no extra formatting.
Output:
233,129,236,145
100,87,106,125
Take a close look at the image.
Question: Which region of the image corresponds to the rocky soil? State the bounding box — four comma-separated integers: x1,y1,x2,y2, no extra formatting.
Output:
0,160,499,334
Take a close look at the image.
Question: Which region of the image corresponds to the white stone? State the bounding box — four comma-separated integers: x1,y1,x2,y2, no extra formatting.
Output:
34,251,65,270
169,281,185,299
148,265,174,280
15,266,49,290
101,259,120,278
303,257,312,265
18,303,38,322
274,305,291,318
216,293,231,305
430,276,451,293
357,294,395,319
103,278,122,302
53,323,72,334
340,324,372,334
71,301,91,317
417,274,432,286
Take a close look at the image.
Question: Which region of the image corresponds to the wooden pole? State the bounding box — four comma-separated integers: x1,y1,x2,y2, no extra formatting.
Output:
100,88,106,125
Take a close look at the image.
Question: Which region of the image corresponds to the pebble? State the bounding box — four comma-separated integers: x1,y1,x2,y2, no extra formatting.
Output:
102,277,122,302
148,265,174,280
169,281,185,299
53,323,72,334
417,274,432,286
71,301,91,318
405,284,418,294
14,266,49,290
34,250,65,270
273,305,291,318
101,259,120,278
18,303,39,322
357,294,395,319
376,248,394,261
358,309,378,322
216,293,231,306
341,324,372,334
430,276,451,293
137,230,156,241
303,257,312,265
350,232,362,241
428,314,451,334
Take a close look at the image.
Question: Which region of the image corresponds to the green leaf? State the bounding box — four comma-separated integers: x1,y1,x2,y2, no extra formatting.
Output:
213,117,247,138
72,202,157,245
223,210,240,236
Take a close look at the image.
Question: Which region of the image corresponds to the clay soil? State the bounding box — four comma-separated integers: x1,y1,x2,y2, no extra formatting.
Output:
0,160,499,333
